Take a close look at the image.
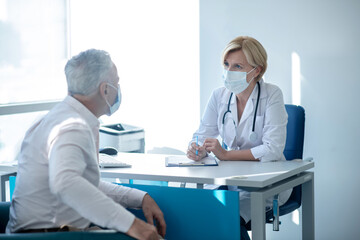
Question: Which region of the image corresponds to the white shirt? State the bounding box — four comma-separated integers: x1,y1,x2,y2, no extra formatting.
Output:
191,79,291,222
6,96,146,233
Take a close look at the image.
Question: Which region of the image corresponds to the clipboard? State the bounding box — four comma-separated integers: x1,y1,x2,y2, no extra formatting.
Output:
165,155,218,167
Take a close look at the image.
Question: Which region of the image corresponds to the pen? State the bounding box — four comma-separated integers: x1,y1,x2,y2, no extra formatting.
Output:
179,162,205,166
196,136,198,156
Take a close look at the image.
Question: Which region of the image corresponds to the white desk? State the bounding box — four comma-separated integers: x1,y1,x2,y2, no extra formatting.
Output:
101,153,314,240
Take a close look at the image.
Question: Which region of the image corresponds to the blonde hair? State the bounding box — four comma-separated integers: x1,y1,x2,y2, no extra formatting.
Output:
222,36,267,81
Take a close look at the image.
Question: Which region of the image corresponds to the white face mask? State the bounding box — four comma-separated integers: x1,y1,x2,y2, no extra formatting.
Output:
105,83,122,116
223,67,256,94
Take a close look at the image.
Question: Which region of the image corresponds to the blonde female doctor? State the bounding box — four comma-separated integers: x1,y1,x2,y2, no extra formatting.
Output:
187,36,291,239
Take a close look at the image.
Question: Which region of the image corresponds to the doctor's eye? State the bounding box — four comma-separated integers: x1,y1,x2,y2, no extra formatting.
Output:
223,61,229,67
235,64,243,70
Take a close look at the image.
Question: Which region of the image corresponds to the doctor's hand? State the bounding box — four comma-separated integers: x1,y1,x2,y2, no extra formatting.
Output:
204,138,227,160
187,142,207,161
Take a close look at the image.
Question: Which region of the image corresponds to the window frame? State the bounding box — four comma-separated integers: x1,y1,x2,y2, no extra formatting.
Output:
0,101,60,116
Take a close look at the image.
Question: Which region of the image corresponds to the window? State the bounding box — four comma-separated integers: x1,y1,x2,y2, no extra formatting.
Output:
0,0,68,163
70,0,200,153
0,0,199,163
0,0,68,104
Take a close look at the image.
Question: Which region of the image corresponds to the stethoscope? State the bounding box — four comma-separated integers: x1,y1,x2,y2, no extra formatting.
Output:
222,81,261,147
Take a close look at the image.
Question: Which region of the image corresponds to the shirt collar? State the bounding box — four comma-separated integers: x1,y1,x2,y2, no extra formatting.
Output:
63,95,100,129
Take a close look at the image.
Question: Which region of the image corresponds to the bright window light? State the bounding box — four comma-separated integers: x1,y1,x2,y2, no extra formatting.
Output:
0,0,67,105
0,0,67,163
292,209,300,225
0,0,199,163
213,190,227,206
0,0,7,21
70,0,200,153
291,52,301,105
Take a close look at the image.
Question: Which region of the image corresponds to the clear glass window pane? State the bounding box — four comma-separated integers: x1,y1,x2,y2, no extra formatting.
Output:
0,0,68,105
0,111,48,163
70,0,200,153
0,0,200,163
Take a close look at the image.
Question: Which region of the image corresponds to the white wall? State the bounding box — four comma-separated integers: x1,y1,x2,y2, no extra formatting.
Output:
200,0,360,239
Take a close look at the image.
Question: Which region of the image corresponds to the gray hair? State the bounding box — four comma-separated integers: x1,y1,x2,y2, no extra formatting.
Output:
65,49,113,95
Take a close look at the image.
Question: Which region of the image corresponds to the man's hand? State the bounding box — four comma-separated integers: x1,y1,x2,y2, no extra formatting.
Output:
126,217,159,240
142,194,166,238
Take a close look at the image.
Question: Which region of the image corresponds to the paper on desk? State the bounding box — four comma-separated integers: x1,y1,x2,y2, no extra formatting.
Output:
165,155,218,167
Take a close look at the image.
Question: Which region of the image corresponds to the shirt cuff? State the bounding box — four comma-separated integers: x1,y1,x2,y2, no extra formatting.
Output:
111,207,136,233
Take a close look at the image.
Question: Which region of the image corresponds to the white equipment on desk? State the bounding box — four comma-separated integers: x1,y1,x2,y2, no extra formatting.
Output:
99,123,145,153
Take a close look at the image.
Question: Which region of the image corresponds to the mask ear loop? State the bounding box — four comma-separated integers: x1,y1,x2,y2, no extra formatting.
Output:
249,81,261,142
104,83,114,109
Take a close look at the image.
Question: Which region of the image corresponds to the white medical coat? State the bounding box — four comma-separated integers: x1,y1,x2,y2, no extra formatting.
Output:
191,79,291,222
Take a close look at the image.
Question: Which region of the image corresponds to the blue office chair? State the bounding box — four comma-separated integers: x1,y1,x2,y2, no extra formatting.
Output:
245,104,306,230
121,183,241,240
0,202,134,239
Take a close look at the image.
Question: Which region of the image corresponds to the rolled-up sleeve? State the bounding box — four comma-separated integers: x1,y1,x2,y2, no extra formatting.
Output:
250,87,287,162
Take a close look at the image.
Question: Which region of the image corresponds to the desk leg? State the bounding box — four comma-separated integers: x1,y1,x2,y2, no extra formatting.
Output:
0,172,17,202
0,175,6,202
302,172,314,240
251,191,266,240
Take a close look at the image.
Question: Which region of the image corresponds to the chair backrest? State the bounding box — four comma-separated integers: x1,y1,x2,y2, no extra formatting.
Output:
279,104,305,214
245,105,306,229
283,104,305,160
121,183,240,240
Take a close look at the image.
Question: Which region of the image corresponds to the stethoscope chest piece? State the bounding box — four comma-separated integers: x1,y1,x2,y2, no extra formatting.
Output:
249,131,258,142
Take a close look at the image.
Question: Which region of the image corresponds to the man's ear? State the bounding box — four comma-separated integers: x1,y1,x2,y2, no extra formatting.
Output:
99,82,108,97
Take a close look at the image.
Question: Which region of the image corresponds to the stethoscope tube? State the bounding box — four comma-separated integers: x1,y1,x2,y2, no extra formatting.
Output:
222,92,234,125
252,81,261,132
222,81,261,143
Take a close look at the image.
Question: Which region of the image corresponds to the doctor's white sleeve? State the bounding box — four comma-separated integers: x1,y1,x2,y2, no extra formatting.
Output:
250,87,288,162
190,90,220,145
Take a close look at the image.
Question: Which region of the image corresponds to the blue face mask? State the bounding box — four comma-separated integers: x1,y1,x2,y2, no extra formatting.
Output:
105,83,121,116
